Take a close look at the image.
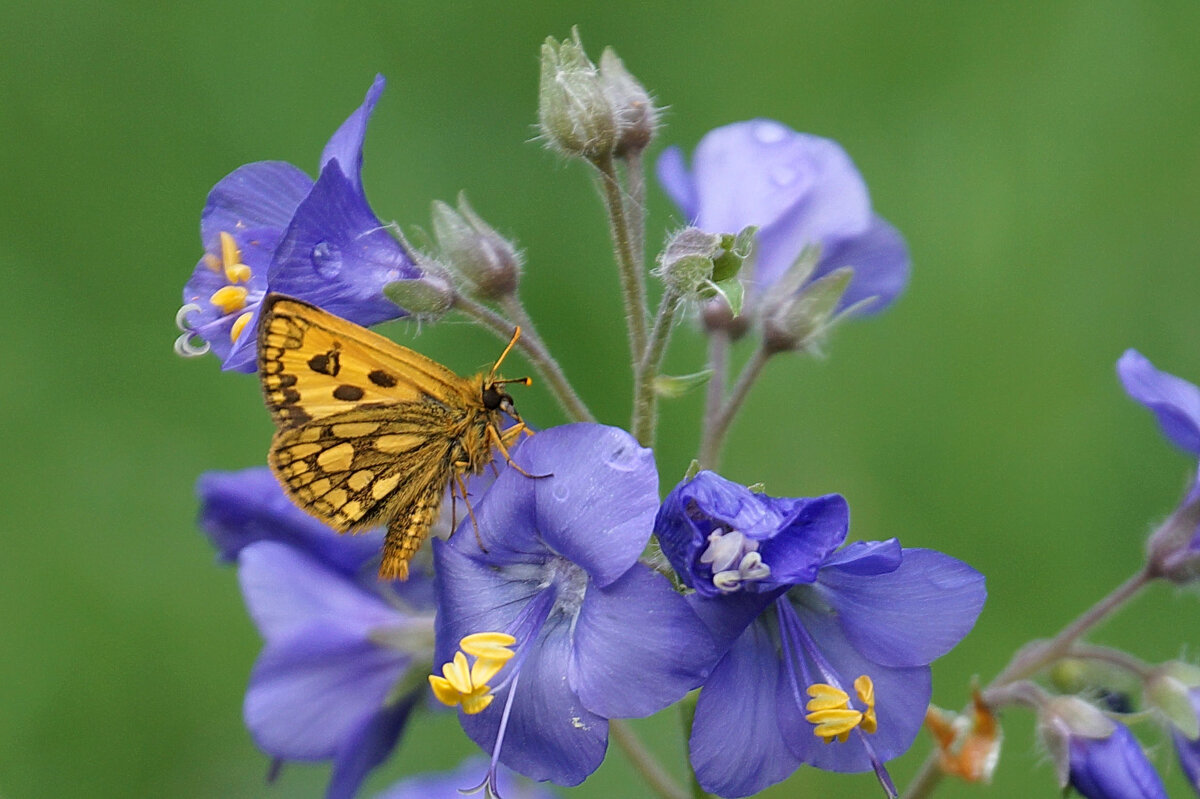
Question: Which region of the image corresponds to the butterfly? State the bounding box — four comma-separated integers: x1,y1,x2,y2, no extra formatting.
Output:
257,294,532,580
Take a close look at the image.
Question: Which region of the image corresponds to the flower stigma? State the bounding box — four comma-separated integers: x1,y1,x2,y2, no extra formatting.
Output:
805,675,878,743
699,527,771,592
429,632,517,715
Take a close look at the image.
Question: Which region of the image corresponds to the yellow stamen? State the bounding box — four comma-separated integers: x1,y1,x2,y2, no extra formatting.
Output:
218,231,252,283
229,310,253,343
204,253,223,272
805,676,878,742
210,285,248,314
428,632,516,715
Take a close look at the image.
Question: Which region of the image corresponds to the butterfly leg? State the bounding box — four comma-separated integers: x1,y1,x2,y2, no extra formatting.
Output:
488,423,551,479
451,465,489,552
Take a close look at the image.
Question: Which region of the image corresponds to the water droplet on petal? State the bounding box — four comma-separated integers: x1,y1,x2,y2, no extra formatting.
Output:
752,120,789,144
551,483,570,503
771,165,798,186
603,444,640,472
311,241,343,278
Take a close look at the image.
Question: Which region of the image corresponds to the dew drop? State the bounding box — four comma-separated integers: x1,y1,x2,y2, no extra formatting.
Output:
551,483,570,503
603,444,640,472
771,165,798,186
311,241,343,278
752,120,789,144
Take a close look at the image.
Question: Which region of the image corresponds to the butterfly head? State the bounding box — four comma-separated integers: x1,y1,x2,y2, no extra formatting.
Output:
482,377,531,422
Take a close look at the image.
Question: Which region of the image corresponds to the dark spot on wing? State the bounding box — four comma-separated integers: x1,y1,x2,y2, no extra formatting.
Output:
368,369,397,388
333,385,365,401
308,349,341,376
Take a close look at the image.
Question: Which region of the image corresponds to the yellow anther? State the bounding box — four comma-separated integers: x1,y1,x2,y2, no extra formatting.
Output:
204,253,223,272
229,311,253,343
428,633,515,716
210,285,248,314
218,232,252,283
805,676,878,742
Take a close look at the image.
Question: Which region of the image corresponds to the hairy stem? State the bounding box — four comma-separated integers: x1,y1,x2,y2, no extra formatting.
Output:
697,344,769,469
609,720,689,799
622,149,648,280
901,565,1154,799
631,288,681,446
453,294,594,423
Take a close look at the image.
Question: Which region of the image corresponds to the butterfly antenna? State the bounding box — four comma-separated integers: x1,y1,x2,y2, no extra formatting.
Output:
488,327,522,380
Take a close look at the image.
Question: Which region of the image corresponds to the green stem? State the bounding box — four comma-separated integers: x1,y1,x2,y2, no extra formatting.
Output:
623,149,648,280
697,345,769,469
900,565,1154,799
452,294,594,423
696,331,731,471
609,720,689,799
631,288,681,446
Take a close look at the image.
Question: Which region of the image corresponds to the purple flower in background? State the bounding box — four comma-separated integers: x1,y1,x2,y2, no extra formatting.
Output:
374,757,557,799
177,75,420,371
655,471,985,798
431,424,718,790
1063,721,1167,799
1171,687,1200,795
657,119,909,319
1118,349,1200,456
197,469,435,799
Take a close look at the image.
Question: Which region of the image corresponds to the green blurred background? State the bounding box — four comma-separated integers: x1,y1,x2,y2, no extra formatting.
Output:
3,1,1198,796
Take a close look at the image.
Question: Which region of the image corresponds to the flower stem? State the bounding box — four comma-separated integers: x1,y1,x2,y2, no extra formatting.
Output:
622,149,648,279
631,288,681,446
609,719,689,799
592,153,649,360
697,344,769,469
900,565,1154,799
452,293,595,423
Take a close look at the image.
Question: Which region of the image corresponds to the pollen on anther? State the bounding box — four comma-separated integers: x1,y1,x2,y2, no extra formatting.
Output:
211,285,248,314
230,311,254,343
218,232,252,283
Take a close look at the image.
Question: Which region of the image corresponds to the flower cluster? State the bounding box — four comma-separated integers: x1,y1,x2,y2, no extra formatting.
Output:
180,42,1000,799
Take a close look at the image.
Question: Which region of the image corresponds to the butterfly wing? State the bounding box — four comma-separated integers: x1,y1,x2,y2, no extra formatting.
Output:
258,293,475,427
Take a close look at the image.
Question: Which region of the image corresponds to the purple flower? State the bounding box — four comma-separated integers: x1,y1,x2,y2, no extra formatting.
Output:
198,467,435,798
373,757,557,799
1118,349,1200,456
655,471,985,797
177,75,419,371
657,120,909,319
431,424,719,789
1067,723,1167,799
1167,685,1200,795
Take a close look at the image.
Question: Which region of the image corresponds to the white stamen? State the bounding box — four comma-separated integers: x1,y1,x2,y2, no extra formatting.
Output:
700,528,770,593
175,303,203,331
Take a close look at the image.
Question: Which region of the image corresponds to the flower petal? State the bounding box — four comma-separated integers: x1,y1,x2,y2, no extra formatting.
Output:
807,214,910,315
238,541,398,644
1118,349,1200,456
759,493,850,588
1070,724,1168,799
812,547,986,667
327,692,421,799
200,161,313,249
197,467,380,576
570,565,717,718
320,74,386,192
459,616,609,786
269,160,415,326
690,619,800,797
784,598,932,772
244,624,409,760
654,145,698,220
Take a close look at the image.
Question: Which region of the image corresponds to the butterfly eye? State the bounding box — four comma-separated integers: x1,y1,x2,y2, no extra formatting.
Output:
482,384,503,410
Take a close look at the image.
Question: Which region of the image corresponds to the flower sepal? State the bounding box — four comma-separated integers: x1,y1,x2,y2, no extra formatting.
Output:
1147,662,1200,740
762,264,854,354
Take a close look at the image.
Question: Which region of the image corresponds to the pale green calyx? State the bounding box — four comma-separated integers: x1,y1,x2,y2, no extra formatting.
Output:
384,257,456,321
538,28,616,162
431,194,522,300
653,369,713,399
1148,662,1200,739
598,47,657,156
762,266,854,354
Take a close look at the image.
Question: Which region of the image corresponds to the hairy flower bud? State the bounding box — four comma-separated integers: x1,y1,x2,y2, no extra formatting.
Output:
598,47,657,157
431,194,522,300
383,247,456,321
538,28,616,162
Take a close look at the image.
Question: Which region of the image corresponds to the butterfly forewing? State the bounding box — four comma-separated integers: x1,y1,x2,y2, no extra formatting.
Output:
259,295,474,427
256,294,524,582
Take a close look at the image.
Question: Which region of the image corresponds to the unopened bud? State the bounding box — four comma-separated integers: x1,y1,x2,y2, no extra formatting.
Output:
1038,696,1116,788
538,28,616,162
762,266,854,354
383,253,455,321
1148,662,1200,739
431,194,521,300
1147,477,1200,583
599,47,657,157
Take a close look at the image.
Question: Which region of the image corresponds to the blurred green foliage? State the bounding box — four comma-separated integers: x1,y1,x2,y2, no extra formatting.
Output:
2,1,1198,796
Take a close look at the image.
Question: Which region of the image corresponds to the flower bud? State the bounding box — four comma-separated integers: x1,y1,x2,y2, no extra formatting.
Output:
431,194,522,300
538,28,616,162
383,247,456,321
598,47,657,157
655,227,722,294
1146,476,1200,584
1148,661,1200,740
761,265,853,355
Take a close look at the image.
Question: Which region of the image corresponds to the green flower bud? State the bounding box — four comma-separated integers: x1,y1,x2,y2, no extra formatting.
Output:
598,47,657,157
431,194,522,300
655,227,722,295
383,247,456,321
538,28,616,162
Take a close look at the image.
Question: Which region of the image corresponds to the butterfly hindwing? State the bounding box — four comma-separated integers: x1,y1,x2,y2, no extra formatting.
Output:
258,294,475,427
